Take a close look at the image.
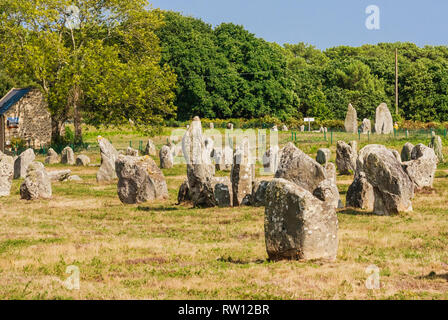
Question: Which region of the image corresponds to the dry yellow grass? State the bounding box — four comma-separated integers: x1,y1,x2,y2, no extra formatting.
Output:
1,129,448,300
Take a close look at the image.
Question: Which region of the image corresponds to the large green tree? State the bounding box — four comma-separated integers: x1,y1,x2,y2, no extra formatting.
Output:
0,0,176,143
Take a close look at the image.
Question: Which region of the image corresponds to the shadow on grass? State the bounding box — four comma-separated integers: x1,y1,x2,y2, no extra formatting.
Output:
419,271,448,282
338,208,378,216
217,256,266,265
136,206,180,212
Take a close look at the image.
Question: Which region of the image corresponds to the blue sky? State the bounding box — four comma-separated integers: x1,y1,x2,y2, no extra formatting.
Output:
149,0,448,49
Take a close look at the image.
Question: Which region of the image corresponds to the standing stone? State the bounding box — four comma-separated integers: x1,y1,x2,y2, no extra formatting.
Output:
324,162,337,184
14,148,35,179
401,142,414,162
271,125,278,131
61,146,75,165
203,137,215,175
402,144,438,190
47,169,71,181
231,137,254,206
45,148,59,164
226,123,234,130
344,103,358,133
299,125,305,132
316,148,331,165
429,135,444,163
182,116,216,207
159,145,174,169
360,119,371,134
209,123,214,129
281,125,288,131
20,162,52,200
177,179,191,204
263,145,280,174
346,172,374,210
264,178,338,261
211,176,232,207
96,136,119,182
144,139,157,156
357,144,414,215
251,179,269,207
115,155,168,204
126,147,139,157
275,142,327,193
375,103,393,134
0,153,14,196
336,141,357,175
75,155,90,166
312,179,341,209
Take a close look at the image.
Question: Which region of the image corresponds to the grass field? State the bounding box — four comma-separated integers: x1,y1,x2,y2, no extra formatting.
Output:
1,127,448,300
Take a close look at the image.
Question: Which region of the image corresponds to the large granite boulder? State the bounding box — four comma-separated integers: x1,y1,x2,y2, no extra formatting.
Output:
401,142,414,162
20,162,52,200
231,137,255,206
144,139,157,156
0,153,14,196
402,144,438,190
159,145,174,169
264,178,338,261
275,142,327,193
61,146,75,165
115,155,168,204
96,136,119,182
336,141,357,175
344,103,358,133
75,155,90,166
375,103,393,134
14,148,35,179
360,119,371,134
316,148,331,165
263,146,280,174
346,172,374,210
429,135,444,163
182,116,216,207
357,144,414,215
45,148,59,164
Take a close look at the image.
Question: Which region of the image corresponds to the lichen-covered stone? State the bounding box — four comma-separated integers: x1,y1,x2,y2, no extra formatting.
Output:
360,118,371,134
402,144,438,190
275,142,327,193
429,135,444,163
316,148,331,165
144,139,157,156
126,147,139,157
182,117,216,207
47,169,71,181
14,148,35,179
45,148,59,164
159,145,173,169
401,142,414,162
344,103,358,133
336,141,357,175
312,179,340,209
231,138,254,206
0,153,14,196
251,179,269,207
264,178,338,262
375,103,393,134
96,137,119,182
61,146,75,165
75,155,90,166
115,155,168,204
357,144,414,215
346,172,374,210
211,176,232,207
20,161,52,200
177,179,191,204
263,146,280,174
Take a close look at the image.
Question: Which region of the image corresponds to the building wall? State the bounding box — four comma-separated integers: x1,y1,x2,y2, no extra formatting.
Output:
3,89,51,148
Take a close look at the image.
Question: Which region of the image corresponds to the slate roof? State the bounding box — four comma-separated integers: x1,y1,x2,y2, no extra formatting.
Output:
0,88,31,115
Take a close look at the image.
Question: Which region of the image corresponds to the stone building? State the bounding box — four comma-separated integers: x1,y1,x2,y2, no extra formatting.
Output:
0,88,51,152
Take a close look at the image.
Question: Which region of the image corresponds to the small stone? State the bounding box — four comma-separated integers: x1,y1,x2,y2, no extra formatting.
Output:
61,146,75,165
20,162,52,200
159,145,173,169
401,142,414,162
14,148,35,179
316,148,331,165
345,103,358,133
75,155,90,166
45,148,59,164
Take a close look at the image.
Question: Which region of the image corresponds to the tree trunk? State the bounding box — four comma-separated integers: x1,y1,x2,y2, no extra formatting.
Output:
73,103,82,144
51,117,62,144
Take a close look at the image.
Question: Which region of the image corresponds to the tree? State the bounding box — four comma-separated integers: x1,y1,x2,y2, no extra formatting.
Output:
0,0,176,143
